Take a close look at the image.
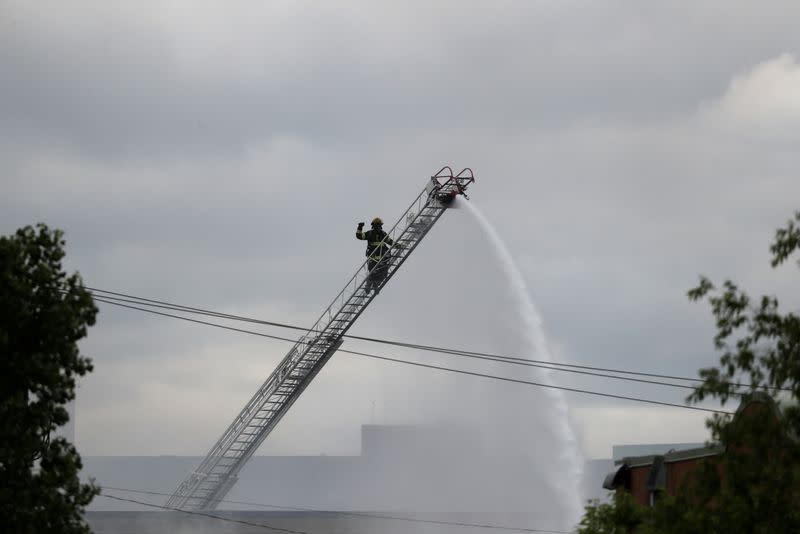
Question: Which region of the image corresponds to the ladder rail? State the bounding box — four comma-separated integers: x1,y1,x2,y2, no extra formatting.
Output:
168,339,338,504
324,204,448,336
166,168,474,510
201,338,344,510
312,185,431,333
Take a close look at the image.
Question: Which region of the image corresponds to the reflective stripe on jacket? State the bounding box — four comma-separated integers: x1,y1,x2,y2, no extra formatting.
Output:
356,227,393,260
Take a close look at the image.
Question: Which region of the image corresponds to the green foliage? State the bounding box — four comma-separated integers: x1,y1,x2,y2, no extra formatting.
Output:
770,210,800,268
681,210,800,533
578,492,644,534
1,224,99,533
577,210,800,533
686,214,800,410
636,493,711,534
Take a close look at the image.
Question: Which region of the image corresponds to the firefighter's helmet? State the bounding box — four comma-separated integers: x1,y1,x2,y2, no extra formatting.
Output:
371,217,383,226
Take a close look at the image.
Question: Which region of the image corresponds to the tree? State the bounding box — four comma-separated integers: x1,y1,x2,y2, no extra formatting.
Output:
578,492,643,534
1,224,99,533
680,211,800,533
577,211,800,533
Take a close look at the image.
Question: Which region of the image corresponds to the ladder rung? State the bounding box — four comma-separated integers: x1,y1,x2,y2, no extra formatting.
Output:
167,177,463,509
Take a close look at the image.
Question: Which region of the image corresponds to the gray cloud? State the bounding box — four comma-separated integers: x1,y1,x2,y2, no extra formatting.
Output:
3,0,800,476
4,1,800,164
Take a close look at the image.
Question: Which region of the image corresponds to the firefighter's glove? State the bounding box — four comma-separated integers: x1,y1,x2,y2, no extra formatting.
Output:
358,222,365,229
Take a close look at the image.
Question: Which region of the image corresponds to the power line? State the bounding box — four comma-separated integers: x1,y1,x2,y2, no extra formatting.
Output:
84,286,786,393
92,296,299,343
99,486,572,533
97,493,315,534
339,346,729,414
89,292,693,391
81,288,705,388
86,287,697,381
90,295,732,415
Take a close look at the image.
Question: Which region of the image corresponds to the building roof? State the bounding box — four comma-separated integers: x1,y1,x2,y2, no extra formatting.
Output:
611,442,704,461
602,393,789,493
615,444,724,468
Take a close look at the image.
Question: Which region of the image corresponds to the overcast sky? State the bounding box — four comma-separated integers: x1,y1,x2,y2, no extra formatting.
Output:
3,0,800,466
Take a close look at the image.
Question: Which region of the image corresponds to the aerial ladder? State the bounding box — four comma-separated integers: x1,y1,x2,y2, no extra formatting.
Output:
166,167,475,511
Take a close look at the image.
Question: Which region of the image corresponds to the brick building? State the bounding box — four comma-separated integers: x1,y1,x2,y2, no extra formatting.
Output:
602,393,786,506
602,444,723,506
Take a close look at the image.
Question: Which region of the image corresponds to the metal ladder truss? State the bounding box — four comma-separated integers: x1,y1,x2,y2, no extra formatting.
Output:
166,167,475,511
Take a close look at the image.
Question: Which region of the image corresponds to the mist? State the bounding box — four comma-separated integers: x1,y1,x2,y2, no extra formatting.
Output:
198,199,588,532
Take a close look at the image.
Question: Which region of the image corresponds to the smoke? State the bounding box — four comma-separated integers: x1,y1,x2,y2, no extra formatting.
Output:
291,197,587,530
461,199,584,523
86,197,586,532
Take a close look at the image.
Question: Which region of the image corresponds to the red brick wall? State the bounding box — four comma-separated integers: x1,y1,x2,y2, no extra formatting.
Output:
629,465,652,506
628,457,717,505
666,457,703,495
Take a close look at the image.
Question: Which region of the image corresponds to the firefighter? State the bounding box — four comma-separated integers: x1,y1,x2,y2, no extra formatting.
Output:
356,217,394,292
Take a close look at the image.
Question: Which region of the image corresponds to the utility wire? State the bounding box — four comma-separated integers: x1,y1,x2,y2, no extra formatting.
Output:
92,296,301,343
91,296,732,415
88,292,694,391
84,286,787,393
80,288,705,387
100,486,572,533
339,346,729,414
97,493,315,534
86,287,694,380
